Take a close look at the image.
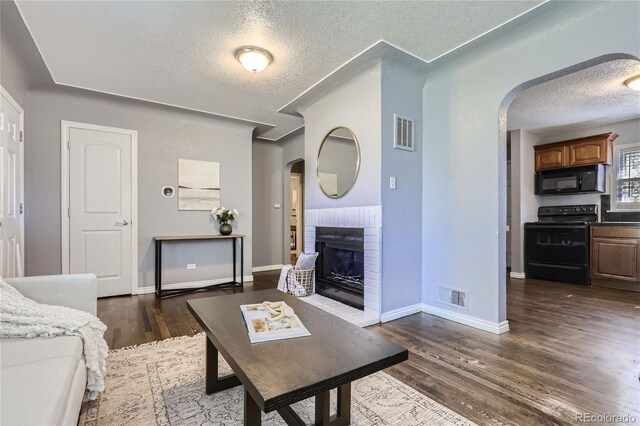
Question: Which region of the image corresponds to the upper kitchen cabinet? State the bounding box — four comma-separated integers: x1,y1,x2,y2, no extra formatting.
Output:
535,145,567,170
534,133,618,171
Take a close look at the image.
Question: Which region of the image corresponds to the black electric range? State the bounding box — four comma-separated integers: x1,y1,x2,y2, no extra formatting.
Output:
524,204,597,285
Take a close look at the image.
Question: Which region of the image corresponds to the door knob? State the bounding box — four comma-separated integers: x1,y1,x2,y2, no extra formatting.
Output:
115,220,129,226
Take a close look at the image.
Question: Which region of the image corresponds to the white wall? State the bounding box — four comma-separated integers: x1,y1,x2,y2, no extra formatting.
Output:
422,1,639,325
509,129,540,274
301,64,382,210
26,87,255,288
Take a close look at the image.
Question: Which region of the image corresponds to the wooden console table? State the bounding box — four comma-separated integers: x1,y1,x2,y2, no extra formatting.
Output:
153,234,244,297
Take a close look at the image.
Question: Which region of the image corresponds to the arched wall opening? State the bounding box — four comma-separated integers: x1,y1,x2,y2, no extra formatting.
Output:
283,158,305,264
497,53,640,319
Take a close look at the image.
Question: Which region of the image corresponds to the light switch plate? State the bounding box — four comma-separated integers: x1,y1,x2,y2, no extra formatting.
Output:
389,177,397,190
274,203,281,209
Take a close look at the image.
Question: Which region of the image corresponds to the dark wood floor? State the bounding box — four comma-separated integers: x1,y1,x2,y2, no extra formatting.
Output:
98,273,640,425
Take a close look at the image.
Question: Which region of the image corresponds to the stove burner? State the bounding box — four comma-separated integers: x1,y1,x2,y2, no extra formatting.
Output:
537,204,598,222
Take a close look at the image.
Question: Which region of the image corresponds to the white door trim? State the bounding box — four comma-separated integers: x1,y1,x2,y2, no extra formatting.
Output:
0,85,25,277
61,120,138,294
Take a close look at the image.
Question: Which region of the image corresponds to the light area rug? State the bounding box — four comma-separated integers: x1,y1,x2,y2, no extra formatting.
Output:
79,333,475,426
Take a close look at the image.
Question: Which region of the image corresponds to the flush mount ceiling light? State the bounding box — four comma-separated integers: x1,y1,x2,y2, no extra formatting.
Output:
624,75,640,91
234,46,273,73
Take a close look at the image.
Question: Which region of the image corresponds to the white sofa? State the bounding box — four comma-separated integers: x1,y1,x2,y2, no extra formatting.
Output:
1,274,98,426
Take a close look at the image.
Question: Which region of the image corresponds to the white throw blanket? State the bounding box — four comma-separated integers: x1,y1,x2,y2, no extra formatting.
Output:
0,278,108,400
277,264,293,292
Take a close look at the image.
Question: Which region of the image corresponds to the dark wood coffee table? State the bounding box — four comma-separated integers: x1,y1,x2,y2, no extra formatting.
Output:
187,289,408,426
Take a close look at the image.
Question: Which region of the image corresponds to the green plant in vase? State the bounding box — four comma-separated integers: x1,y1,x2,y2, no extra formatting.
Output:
212,207,239,236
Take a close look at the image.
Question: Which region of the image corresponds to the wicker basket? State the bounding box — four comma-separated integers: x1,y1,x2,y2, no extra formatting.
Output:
286,267,315,297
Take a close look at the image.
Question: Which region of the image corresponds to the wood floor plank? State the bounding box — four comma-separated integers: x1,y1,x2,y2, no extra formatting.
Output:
97,272,640,425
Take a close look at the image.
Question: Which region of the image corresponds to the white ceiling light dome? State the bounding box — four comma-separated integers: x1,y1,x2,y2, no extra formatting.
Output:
625,75,640,91
234,46,273,73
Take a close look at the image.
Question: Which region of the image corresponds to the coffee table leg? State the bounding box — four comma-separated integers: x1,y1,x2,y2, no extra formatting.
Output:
244,390,262,426
315,391,331,426
275,382,352,426
311,383,350,426
336,383,351,425
205,336,241,394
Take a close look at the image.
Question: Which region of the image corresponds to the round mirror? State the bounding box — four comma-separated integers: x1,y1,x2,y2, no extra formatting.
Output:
316,127,361,198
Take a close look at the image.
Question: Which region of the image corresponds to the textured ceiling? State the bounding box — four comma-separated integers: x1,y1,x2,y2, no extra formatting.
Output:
16,0,545,139
508,59,640,135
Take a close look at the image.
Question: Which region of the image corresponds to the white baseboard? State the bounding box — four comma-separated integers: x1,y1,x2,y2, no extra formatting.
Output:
421,304,510,334
134,275,254,295
252,264,284,273
509,271,526,279
380,303,423,323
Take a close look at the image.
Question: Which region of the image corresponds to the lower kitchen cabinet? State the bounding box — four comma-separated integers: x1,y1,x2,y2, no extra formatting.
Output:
590,225,640,292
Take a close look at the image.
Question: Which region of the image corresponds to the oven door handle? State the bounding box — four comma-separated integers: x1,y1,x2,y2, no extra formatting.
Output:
525,223,588,229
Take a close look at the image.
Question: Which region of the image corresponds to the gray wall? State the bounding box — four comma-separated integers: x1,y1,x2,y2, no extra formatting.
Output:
0,1,51,107
301,64,382,209
296,60,426,316
380,61,424,313
3,1,256,288
282,129,305,166
26,86,254,287
252,129,305,268
281,130,305,263
422,0,639,324
252,139,284,267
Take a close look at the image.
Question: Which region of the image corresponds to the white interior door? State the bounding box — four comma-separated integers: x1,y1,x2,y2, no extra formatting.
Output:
0,87,24,278
65,122,136,297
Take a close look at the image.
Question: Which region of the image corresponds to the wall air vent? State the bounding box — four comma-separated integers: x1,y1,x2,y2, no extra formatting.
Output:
393,114,415,152
437,286,468,310
450,290,466,308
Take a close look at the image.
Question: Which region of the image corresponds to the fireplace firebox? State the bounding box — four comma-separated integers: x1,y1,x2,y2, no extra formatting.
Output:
315,227,365,310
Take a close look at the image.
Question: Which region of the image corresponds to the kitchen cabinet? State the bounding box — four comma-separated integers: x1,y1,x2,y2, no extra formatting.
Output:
534,133,617,172
590,224,640,292
535,145,567,170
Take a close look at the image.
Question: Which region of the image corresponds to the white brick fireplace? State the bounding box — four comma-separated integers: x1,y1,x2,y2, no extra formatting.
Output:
304,206,381,326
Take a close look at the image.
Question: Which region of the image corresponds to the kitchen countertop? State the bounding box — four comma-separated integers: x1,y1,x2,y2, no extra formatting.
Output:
590,222,640,227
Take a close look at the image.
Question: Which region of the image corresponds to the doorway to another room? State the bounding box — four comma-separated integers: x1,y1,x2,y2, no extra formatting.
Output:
504,57,640,290
289,161,304,265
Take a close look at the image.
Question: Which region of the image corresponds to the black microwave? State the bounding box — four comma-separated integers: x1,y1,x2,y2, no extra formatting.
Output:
535,164,605,195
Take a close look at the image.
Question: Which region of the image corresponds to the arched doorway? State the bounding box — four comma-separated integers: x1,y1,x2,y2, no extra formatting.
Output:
499,53,640,317
284,159,304,265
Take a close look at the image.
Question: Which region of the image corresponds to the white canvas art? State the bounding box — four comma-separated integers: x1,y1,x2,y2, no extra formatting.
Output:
178,159,221,210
